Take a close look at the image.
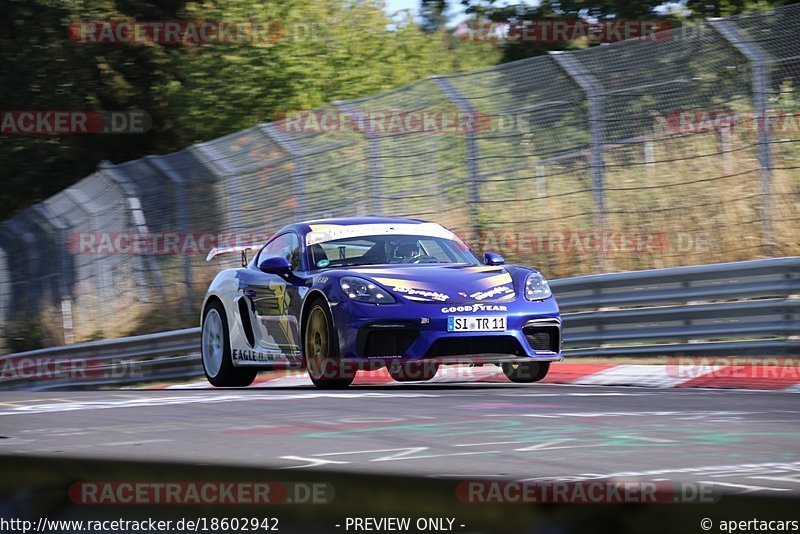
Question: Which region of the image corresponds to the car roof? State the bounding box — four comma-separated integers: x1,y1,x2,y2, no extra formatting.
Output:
301,216,427,227
277,216,430,236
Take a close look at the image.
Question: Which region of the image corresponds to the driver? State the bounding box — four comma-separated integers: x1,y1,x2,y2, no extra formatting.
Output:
394,240,421,261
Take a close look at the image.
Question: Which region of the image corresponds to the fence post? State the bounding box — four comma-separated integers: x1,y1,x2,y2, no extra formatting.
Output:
0,244,7,350
192,143,245,233
334,102,383,215
261,123,307,220
709,19,774,255
643,141,655,179
535,162,547,197
98,162,166,302
550,52,607,271
432,76,481,236
146,156,192,310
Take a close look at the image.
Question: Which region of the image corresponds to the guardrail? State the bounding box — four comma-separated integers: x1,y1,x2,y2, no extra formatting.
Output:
1,257,798,389
0,328,202,390
552,256,800,357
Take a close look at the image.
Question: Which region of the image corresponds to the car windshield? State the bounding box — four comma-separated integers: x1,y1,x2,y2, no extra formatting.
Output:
307,234,480,269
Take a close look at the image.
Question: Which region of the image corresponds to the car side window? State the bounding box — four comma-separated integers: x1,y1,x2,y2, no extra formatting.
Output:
260,233,301,271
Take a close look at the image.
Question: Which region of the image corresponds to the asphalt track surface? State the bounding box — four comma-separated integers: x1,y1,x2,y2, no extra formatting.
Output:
1,383,799,495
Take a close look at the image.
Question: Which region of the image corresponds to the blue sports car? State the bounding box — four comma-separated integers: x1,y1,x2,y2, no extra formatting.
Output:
200,217,562,388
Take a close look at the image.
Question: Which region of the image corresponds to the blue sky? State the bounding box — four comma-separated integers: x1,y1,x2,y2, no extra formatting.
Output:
384,0,469,25
384,0,419,15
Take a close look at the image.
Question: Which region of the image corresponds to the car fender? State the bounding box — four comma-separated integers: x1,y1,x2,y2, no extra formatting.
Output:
298,287,338,356
201,269,249,353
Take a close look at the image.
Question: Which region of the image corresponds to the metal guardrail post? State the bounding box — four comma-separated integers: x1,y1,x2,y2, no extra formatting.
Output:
261,123,308,220
334,102,383,215
432,77,481,237
550,52,607,271
709,19,774,255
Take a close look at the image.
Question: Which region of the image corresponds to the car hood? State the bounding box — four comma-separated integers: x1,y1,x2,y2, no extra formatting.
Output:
343,264,517,303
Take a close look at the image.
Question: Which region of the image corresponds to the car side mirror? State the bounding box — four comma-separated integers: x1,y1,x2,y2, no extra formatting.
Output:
484,251,504,266
259,256,292,275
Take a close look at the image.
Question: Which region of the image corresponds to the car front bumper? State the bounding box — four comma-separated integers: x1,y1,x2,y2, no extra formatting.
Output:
330,296,562,365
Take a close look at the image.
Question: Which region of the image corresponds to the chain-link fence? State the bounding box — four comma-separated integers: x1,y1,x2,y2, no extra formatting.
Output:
2,6,799,347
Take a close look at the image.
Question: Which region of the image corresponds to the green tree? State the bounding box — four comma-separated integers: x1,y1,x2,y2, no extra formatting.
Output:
450,0,789,62
420,0,449,31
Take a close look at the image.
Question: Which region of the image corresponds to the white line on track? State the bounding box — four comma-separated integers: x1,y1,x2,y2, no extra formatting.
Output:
700,481,791,493
513,439,576,451
0,392,441,416
518,462,800,483
454,440,525,447
277,456,349,469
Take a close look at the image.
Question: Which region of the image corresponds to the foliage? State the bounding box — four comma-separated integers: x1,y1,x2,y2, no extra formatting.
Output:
453,0,789,62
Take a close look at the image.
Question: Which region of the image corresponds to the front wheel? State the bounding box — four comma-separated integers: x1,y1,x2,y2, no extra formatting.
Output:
304,303,355,389
501,361,550,383
202,301,257,387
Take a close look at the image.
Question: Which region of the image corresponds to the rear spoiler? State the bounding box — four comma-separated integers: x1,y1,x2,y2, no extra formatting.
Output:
205,245,259,266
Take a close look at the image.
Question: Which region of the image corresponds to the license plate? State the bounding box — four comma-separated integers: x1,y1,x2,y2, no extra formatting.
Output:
447,316,507,332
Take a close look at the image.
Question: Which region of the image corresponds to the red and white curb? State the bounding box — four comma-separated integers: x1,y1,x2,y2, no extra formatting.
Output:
151,363,800,391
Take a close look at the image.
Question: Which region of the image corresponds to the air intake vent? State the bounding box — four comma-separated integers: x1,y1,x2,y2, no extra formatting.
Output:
425,336,523,357
523,322,560,353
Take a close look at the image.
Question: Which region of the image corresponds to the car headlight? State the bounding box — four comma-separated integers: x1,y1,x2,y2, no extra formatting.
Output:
524,272,552,301
340,277,395,303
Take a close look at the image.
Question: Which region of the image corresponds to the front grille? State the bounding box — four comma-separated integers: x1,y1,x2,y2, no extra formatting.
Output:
425,336,523,358
523,323,561,353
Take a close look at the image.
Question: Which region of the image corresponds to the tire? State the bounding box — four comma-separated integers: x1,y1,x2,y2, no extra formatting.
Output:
202,300,257,387
304,302,355,389
388,361,439,382
501,361,550,383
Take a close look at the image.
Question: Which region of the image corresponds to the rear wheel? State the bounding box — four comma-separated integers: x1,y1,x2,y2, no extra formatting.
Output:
202,300,257,387
305,303,355,389
388,361,439,382
501,361,550,383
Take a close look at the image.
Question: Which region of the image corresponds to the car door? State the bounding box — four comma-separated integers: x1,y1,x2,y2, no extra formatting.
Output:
239,233,303,362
